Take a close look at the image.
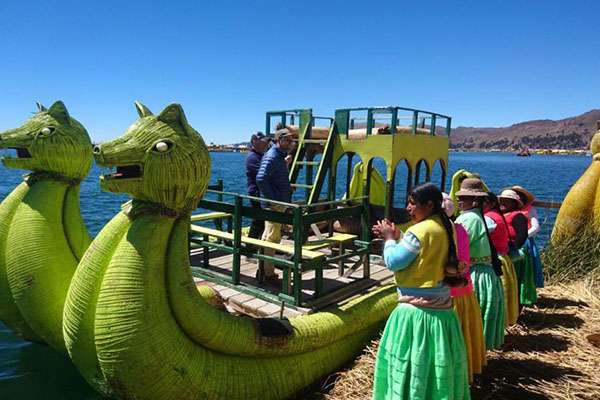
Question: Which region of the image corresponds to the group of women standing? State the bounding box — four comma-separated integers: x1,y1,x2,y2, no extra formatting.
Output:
371,173,544,400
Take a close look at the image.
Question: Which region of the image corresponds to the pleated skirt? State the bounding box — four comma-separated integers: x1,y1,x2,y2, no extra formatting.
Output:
513,247,537,306
527,237,545,288
453,292,486,383
470,264,505,350
499,255,519,326
373,303,471,400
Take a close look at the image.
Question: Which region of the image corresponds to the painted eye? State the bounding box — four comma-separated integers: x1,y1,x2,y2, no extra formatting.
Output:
152,140,173,153
39,127,55,136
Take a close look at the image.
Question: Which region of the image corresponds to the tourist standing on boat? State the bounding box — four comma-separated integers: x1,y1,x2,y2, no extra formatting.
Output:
455,178,506,350
246,132,270,243
498,189,537,306
255,128,294,284
371,183,470,400
511,185,544,288
483,193,520,326
442,193,487,383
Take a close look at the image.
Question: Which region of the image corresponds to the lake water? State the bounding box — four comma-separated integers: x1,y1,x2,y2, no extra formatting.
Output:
0,151,590,398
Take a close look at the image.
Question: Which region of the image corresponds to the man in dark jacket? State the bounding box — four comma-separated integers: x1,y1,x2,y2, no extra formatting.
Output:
246,132,269,241
255,128,294,282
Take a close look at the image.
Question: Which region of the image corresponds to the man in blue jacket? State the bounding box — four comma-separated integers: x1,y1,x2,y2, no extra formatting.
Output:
246,132,270,242
256,128,294,283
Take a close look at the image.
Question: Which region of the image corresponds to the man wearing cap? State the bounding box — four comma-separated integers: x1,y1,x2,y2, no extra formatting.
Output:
255,128,294,283
246,132,270,243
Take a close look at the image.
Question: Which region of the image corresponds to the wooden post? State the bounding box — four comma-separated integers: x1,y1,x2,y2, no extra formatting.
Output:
292,208,304,305
361,191,371,279
231,195,242,284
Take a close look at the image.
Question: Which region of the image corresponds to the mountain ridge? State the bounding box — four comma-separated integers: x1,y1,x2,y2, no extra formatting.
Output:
451,109,600,151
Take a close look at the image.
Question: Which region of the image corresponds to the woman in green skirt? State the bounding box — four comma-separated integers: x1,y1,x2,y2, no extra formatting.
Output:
372,183,470,400
455,178,506,350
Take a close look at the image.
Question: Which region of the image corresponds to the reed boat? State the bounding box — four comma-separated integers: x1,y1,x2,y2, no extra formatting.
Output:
0,101,92,352
59,105,452,399
0,101,580,399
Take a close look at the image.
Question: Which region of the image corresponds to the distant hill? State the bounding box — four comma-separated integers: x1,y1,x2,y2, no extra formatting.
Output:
451,109,600,151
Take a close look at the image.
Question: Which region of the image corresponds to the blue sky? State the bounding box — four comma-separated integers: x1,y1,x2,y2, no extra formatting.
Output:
1,0,599,143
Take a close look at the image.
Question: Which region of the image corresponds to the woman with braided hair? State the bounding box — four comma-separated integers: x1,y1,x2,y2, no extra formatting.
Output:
455,178,506,350
371,183,470,400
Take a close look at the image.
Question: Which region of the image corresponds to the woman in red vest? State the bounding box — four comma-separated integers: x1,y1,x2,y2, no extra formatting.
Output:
499,189,537,306
512,186,544,288
483,193,519,326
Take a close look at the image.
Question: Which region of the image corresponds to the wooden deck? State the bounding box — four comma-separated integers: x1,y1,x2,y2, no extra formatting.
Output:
190,247,394,319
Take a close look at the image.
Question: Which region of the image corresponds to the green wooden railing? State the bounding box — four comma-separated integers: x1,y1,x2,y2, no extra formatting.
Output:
190,182,372,308
335,106,452,138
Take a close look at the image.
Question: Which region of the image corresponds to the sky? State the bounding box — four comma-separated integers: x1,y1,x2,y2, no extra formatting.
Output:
0,0,599,144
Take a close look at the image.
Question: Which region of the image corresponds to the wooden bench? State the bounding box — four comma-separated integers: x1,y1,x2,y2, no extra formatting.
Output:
190,224,327,301
190,212,231,222
190,225,325,260
303,233,357,275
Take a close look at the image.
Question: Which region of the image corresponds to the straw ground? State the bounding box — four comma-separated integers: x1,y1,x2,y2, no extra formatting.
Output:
305,273,600,400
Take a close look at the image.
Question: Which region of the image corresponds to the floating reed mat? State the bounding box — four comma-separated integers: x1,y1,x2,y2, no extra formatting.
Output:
306,277,600,400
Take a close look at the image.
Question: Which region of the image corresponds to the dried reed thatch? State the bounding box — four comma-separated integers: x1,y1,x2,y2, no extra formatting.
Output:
306,274,600,400
542,226,600,281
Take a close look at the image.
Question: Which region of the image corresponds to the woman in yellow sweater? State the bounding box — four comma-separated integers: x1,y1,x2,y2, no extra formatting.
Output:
372,183,470,400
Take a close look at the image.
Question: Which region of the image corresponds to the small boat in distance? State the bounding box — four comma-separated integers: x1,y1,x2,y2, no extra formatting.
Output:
516,146,531,157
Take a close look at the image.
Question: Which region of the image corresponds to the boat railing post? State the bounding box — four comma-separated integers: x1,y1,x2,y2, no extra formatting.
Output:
292,207,305,305
391,107,398,135
412,111,418,135
215,179,225,232
430,114,436,136
231,195,242,285
361,192,371,279
367,109,374,136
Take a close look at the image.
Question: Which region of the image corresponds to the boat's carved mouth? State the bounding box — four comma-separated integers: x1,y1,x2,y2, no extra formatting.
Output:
104,164,143,180
3,147,32,159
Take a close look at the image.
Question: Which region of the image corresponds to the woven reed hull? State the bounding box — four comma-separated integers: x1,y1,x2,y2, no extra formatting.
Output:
553,128,600,243
64,211,397,400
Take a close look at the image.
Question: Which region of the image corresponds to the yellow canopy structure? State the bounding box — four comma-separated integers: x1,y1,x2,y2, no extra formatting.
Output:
344,162,386,206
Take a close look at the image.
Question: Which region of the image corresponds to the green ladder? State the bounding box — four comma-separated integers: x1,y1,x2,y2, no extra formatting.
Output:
288,117,338,205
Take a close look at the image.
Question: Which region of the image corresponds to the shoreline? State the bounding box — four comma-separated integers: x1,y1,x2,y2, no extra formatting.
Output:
207,147,591,156
450,148,590,156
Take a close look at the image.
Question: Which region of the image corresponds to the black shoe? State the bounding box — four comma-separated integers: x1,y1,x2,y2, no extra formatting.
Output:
255,268,264,284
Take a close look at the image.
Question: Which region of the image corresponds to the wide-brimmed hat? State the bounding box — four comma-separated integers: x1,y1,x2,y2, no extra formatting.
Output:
511,185,534,205
498,189,524,207
455,178,488,197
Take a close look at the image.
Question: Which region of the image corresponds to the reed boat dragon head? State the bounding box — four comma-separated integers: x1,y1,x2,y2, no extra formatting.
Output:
0,101,92,181
94,102,210,212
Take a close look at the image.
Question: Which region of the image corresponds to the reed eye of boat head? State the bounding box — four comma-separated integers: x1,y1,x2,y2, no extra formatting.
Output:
151,140,174,153
0,100,92,179
37,126,55,138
